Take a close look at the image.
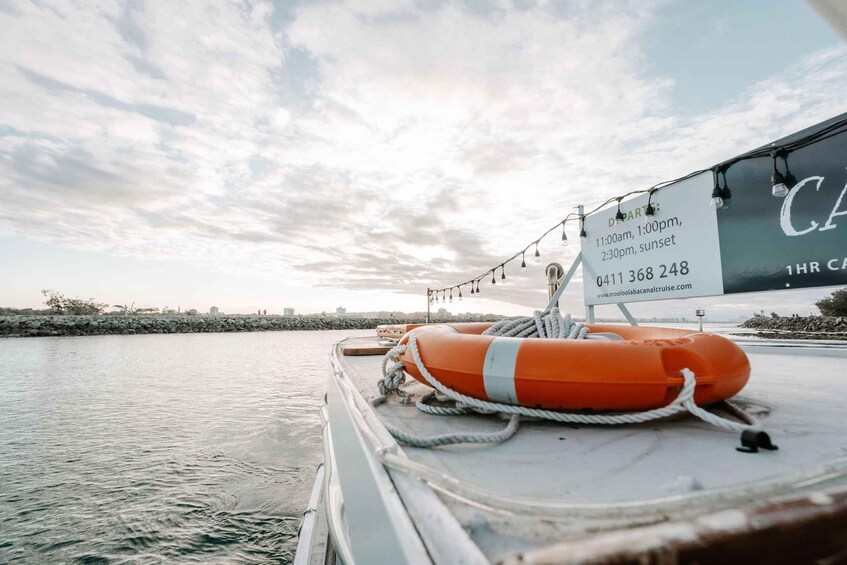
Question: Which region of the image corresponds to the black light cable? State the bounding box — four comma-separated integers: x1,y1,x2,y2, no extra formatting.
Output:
782,151,797,190
720,167,731,210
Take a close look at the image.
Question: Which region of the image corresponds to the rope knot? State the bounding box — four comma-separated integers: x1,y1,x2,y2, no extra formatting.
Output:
378,344,408,396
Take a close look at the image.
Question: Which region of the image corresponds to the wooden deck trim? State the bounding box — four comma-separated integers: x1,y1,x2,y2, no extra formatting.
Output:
504,487,847,564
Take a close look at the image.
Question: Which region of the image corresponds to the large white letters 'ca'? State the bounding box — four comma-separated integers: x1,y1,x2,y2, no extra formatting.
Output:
780,170,847,237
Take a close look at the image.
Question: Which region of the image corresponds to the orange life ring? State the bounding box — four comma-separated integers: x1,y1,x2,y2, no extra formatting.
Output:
398,323,750,411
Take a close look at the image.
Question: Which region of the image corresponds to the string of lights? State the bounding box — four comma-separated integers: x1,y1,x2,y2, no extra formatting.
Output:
428,171,704,304
711,115,847,209
429,116,847,305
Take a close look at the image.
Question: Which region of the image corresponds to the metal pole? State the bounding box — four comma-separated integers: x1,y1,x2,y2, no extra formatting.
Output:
578,204,596,324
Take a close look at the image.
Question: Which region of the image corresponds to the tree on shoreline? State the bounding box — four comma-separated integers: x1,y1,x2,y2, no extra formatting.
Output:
816,288,847,317
113,303,136,315
41,289,107,315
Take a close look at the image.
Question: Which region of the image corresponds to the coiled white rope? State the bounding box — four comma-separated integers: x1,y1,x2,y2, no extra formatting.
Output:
482,308,588,339
376,309,761,447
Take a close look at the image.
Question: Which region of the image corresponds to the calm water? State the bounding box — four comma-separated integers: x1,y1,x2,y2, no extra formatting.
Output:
0,330,371,564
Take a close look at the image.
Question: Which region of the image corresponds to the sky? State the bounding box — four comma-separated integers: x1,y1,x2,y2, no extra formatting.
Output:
0,0,845,319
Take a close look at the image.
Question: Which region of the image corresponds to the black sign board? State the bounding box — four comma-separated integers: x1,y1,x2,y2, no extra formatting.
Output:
717,114,847,294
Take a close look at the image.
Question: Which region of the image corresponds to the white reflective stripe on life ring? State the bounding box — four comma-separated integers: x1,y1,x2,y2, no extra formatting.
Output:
482,337,521,404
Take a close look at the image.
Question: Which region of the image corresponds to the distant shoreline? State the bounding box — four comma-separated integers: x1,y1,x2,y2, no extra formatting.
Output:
0,315,432,338
3,314,844,340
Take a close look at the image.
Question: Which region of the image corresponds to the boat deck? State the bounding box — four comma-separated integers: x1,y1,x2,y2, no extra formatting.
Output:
333,333,847,563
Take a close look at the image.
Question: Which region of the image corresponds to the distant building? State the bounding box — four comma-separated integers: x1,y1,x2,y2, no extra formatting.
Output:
284,307,295,316
336,307,346,318
209,306,219,316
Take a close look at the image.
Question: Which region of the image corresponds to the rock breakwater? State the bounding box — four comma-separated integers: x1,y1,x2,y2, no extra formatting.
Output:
0,315,430,338
740,315,847,340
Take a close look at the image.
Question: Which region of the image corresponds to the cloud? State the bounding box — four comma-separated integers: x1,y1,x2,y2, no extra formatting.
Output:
0,0,845,316
17,66,196,126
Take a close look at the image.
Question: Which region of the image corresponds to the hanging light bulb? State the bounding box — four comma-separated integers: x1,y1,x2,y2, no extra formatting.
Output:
521,252,527,272
458,286,463,301
771,152,789,198
476,280,481,294
500,264,506,284
449,288,453,302
534,243,541,263
720,169,732,210
442,290,446,302
782,152,797,191
491,271,496,285
645,190,655,216
561,222,568,246
470,282,475,295
579,216,587,238
710,168,724,209
615,198,625,223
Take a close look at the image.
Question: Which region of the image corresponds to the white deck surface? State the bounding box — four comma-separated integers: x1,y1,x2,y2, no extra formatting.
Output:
337,337,847,561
